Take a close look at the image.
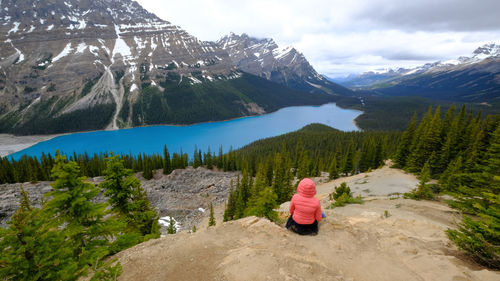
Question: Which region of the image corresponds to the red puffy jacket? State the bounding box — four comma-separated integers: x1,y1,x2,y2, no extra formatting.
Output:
289,178,322,224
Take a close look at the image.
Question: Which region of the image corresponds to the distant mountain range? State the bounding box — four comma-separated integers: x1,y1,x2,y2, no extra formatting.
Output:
332,43,500,103
0,0,349,135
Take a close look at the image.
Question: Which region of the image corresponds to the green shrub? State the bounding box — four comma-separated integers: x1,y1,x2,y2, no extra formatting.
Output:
329,182,363,208
404,162,436,200
446,193,500,269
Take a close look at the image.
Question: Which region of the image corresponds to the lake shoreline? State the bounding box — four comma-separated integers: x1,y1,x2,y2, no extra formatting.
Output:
0,134,65,158
1,103,363,158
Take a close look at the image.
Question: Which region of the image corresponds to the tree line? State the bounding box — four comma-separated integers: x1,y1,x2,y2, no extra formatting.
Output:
394,105,500,268
1,124,399,185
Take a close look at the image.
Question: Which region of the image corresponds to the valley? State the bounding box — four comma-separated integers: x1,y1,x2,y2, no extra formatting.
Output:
0,0,499,280
0,0,350,135
5,103,362,160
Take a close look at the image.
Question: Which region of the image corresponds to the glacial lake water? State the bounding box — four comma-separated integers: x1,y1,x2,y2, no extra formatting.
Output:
10,103,362,160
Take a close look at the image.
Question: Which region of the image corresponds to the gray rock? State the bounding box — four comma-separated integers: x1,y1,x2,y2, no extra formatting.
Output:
0,167,239,233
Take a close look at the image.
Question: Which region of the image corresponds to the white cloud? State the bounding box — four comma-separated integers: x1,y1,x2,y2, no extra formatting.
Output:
135,0,500,77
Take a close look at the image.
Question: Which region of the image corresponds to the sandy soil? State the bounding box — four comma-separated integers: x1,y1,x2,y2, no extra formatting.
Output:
0,133,61,157
110,164,499,281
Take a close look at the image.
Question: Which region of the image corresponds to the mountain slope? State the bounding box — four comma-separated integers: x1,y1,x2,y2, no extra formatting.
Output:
374,56,500,103
336,43,500,103
0,0,335,135
217,33,352,96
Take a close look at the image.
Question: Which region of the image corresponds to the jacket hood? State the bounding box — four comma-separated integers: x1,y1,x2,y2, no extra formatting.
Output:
297,178,316,198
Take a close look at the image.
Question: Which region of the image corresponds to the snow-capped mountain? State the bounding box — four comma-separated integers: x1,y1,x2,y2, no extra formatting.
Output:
0,0,343,134
337,43,500,91
217,33,352,96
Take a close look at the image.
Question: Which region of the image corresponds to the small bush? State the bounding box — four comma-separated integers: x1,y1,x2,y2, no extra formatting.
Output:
329,182,352,200
384,210,391,218
329,182,363,208
404,162,436,200
404,184,435,200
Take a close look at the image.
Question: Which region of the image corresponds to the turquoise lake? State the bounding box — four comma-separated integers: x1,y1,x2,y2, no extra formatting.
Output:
10,103,362,160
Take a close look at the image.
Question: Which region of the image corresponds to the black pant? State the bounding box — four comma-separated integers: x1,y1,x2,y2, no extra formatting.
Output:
286,215,318,235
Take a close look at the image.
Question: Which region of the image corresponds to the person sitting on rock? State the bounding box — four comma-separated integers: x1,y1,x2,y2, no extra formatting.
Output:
286,178,323,235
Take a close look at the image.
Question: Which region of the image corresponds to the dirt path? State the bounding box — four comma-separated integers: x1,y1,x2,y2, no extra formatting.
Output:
113,164,499,281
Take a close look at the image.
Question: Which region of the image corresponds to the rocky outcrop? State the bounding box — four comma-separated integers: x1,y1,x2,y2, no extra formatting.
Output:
111,165,499,281
113,200,499,281
0,167,239,232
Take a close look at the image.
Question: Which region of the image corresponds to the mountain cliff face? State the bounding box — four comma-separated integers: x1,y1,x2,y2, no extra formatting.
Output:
217,33,352,96
0,0,340,135
336,43,500,103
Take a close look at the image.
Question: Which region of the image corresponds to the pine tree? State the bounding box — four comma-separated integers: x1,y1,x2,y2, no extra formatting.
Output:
445,124,500,267
244,187,279,221
407,107,442,173
373,138,385,168
208,202,216,227
0,187,76,280
297,148,310,179
342,140,355,176
247,163,269,209
127,184,160,239
193,145,202,168
233,175,247,220
405,161,434,200
223,180,236,222
462,119,485,173
271,153,287,203
45,153,119,274
101,155,160,240
204,147,213,169
328,156,339,180
162,145,172,175
239,170,251,206
441,104,456,137
446,197,499,269
167,216,176,234
439,156,463,191
142,154,153,180
438,116,461,174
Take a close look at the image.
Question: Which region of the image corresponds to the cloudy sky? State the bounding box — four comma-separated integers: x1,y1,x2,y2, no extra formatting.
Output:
135,0,500,77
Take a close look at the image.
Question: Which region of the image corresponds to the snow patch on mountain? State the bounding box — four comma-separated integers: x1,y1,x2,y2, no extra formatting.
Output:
51,43,73,64
112,24,132,63
7,22,19,34
273,46,294,60
78,19,86,29
75,42,87,54
130,84,138,92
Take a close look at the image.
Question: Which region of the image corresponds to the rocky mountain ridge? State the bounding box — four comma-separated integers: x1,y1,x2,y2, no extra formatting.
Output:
218,32,352,95
0,0,345,135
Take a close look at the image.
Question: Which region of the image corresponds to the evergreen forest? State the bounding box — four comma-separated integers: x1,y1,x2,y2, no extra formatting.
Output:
394,105,500,268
